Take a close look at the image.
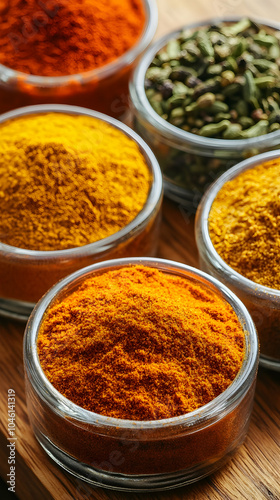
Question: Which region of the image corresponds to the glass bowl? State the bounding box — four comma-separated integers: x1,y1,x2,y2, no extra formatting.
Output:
23,257,258,492
0,104,162,321
0,0,157,119
129,17,280,210
195,150,280,371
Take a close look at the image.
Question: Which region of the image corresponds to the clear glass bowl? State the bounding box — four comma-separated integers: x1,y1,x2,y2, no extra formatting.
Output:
23,257,258,492
0,104,162,321
195,150,280,371
129,17,280,209
0,0,157,119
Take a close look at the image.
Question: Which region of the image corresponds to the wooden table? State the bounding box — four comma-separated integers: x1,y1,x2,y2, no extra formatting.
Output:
0,1,280,499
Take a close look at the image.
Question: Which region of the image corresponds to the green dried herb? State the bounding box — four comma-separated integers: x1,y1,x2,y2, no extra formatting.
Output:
145,18,280,140
142,18,280,199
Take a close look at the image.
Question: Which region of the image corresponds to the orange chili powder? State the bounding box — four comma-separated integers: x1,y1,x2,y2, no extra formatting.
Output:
37,266,245,421
0,0,146,76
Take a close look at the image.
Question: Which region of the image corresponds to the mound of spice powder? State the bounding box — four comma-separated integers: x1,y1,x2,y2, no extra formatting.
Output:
209,158,280,290
0,113,151,251
0,0,145,76
37,266,245,421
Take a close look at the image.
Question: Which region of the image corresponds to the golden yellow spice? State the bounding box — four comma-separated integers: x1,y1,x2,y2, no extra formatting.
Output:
37,266,244,421
209,158,280,290
0,113,151,251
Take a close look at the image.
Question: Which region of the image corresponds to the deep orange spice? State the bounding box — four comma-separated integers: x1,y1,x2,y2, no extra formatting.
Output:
0,0,146,76
37,265,245,421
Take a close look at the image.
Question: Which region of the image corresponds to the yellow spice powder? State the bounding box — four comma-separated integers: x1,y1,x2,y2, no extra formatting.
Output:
0,113,151,251
209,158,280,290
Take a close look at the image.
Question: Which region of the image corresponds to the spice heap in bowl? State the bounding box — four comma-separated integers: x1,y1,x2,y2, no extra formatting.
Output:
0,0,157,117
130,18,280,208
0,105,162,321
195,150,280,371
24,258,258,491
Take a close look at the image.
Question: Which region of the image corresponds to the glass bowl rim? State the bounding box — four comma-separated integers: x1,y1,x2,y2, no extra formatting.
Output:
130,15,280,152
0,103,163,258
0,0,158,85
24,256,259,430
195,149,280,298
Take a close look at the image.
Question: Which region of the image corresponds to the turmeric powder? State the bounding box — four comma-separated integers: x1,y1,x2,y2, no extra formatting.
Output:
209,158,280,290
0,113,151,251
37,265,245,421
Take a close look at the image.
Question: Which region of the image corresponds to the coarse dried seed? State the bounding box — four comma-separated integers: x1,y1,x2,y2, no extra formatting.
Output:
214,45,231,59
150,100,163,115
243,70,257,101
225,18,252,37
208,101,229,114
267,96,280,111
145,17,280,144
235,100,249,116
170,67,195,81
239,116,255,128
213,112,231,122
197,32,214,57
166,95,185,110
230,109,238,120
240,119,269,137
221,70,236,86
268,110,280,124
223,56,238,72
193,78,221,99
251,108,268,121
222,123,243,139
207,64,223,76
254,76,276,88
231,39,248,57
269,122,280,131
186,76,202,88
146,67,171,82
172,82,189,95
184,41,201,58
222,83,242,97
160,81,174,99
199,120,230,137
253,59,278,72
253,34,276,47
269,44,280,60
196,92,216,108
166,39,181,59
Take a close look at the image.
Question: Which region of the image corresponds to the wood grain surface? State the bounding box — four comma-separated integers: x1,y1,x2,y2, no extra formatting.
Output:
0,1,280,499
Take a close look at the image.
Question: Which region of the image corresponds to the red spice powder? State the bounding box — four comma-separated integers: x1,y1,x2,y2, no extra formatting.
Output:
37,266,245,421
0,0,146,76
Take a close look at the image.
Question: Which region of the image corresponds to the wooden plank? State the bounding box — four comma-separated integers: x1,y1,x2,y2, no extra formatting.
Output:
157,0,280,38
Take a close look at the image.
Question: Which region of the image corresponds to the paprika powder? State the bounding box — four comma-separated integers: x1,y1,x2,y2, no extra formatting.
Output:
24,259,258,487
0,0,146,76
0,1,156,116
37,265,245,420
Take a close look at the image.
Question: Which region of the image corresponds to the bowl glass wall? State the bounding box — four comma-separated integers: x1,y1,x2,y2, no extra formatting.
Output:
24,257,258,491
195,150,280,371
0,0,158,118
130,17,280,209
0,105,163,321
